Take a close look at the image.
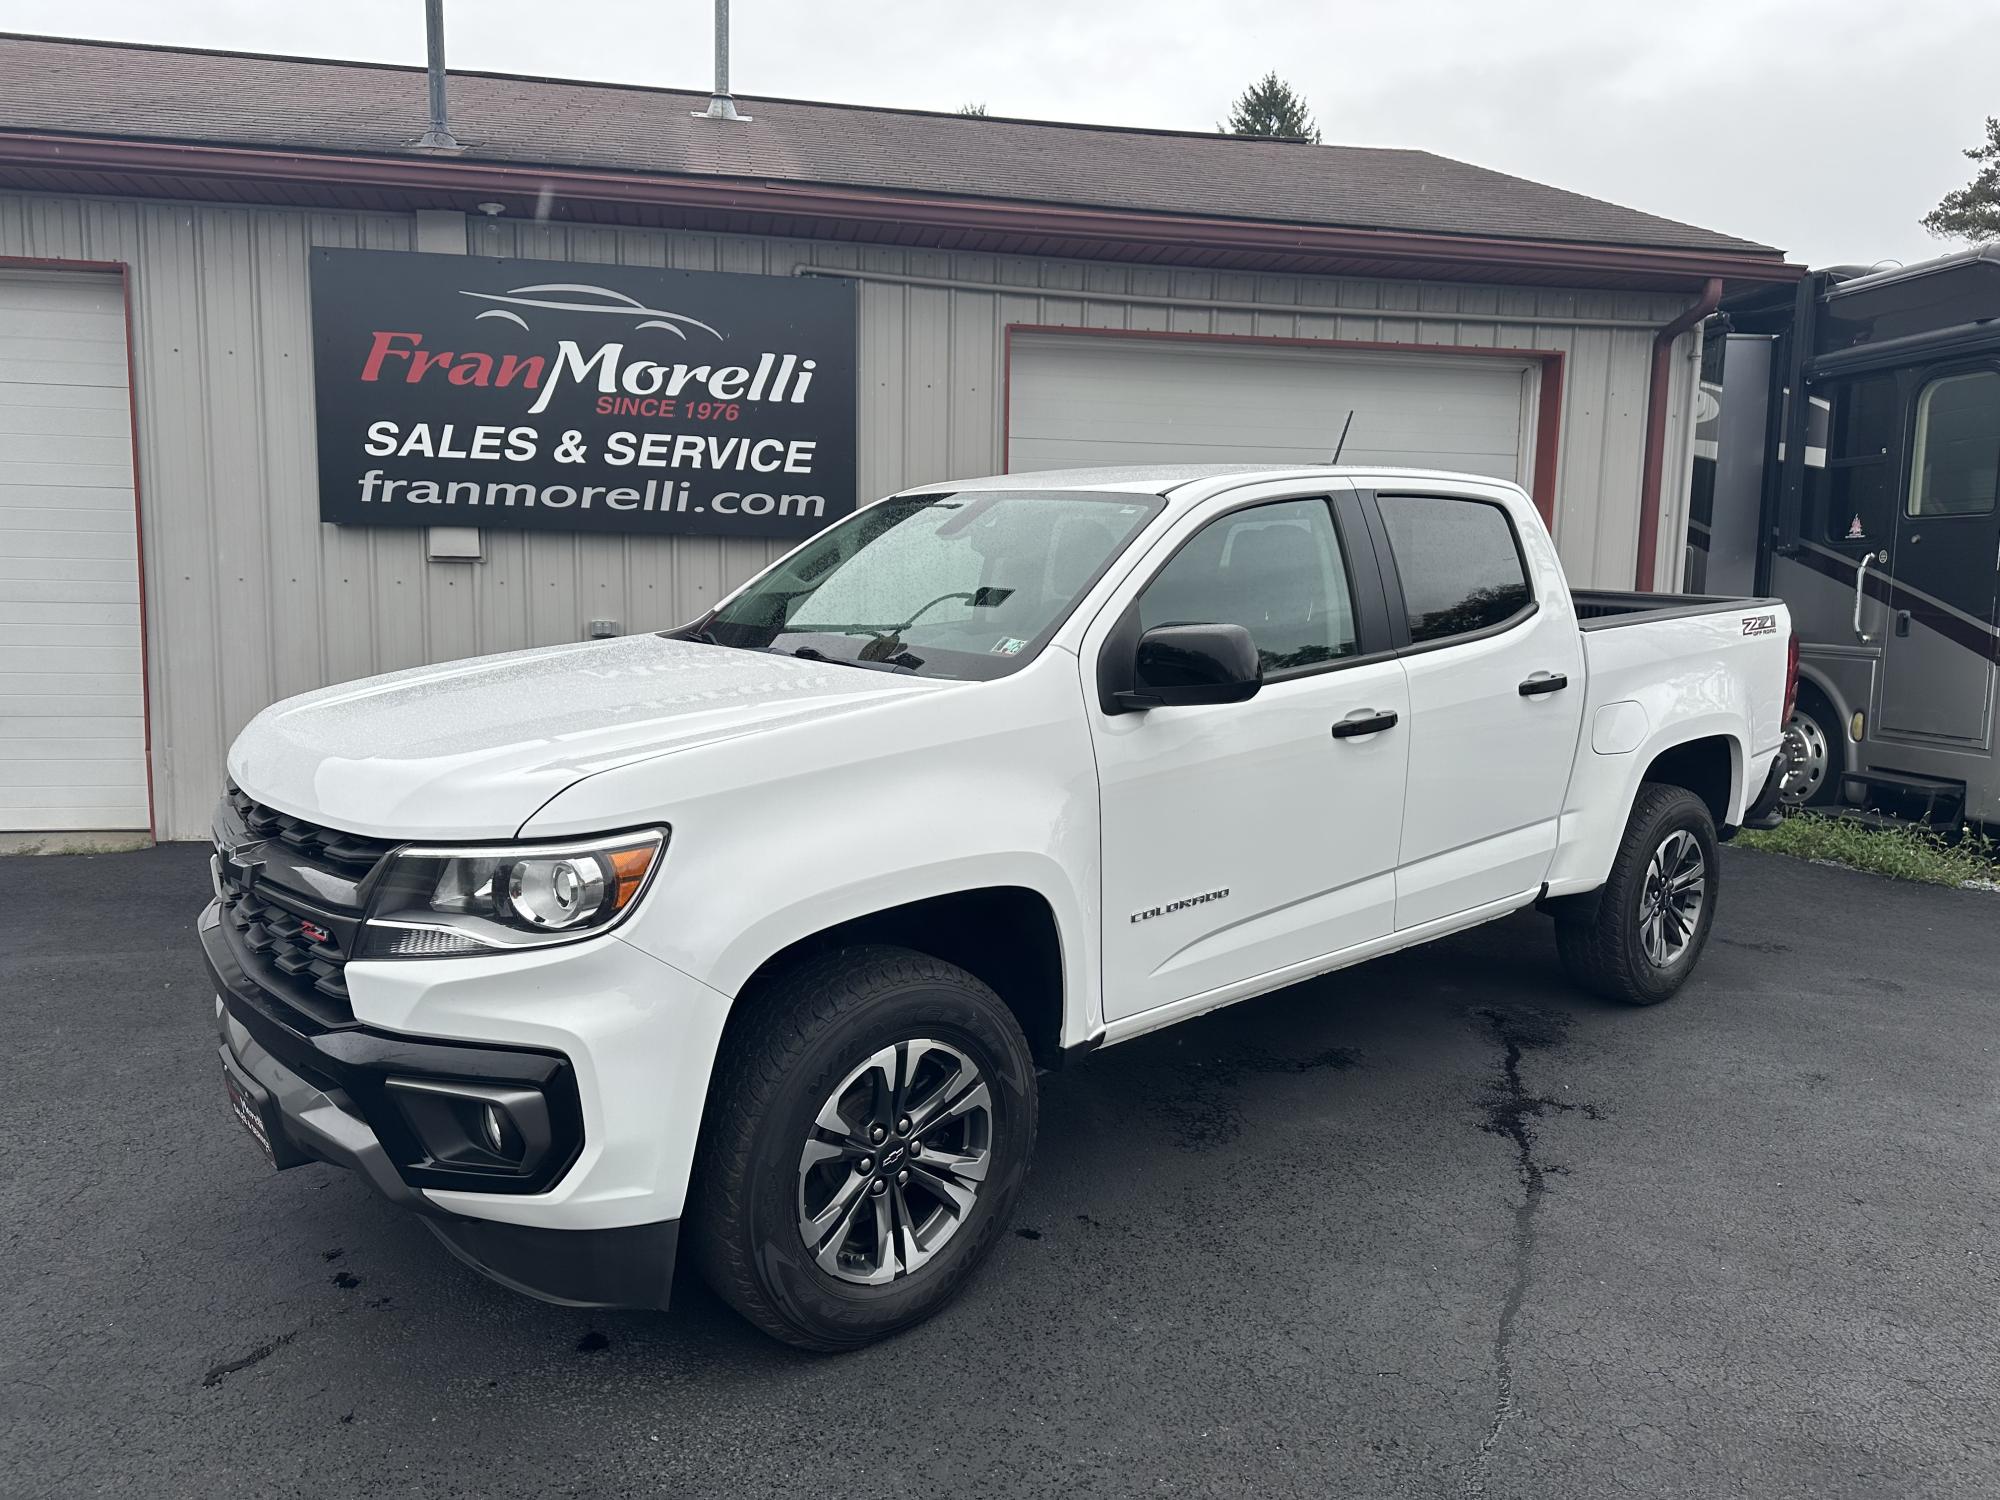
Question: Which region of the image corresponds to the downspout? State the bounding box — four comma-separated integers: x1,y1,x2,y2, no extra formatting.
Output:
1634,276,1723,590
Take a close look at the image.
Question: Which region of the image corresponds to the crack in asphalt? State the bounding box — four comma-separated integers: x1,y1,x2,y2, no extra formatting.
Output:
1464,1008,1603,1497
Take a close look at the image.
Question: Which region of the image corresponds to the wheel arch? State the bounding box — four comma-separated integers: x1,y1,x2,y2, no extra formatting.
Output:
1637,731,1742,829
720,884,1071,1070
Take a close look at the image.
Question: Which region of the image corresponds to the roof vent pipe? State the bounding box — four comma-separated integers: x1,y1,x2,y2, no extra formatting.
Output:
413,0,462,150
692,0,752,121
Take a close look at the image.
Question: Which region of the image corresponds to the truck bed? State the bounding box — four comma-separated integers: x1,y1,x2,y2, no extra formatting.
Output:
1571,590,1782,631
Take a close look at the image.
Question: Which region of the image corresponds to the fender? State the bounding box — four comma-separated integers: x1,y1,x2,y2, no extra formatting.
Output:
1544,714,1749,900
689,851,1092,1035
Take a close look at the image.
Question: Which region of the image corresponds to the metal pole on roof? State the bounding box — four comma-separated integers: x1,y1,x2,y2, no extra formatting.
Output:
415,0,462,150
692,0,751,121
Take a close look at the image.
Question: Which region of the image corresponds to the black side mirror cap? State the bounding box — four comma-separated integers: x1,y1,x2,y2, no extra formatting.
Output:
1112,622,1262,711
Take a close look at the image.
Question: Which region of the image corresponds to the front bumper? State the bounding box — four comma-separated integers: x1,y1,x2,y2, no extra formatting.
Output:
203,903,678,1310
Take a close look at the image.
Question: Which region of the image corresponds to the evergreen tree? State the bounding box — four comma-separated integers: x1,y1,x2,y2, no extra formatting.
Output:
1220,72,1321,143
1923,117,2000,243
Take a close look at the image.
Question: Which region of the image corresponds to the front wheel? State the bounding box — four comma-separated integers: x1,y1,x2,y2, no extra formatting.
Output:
1555,783,1720,1006
688,945,1038,1350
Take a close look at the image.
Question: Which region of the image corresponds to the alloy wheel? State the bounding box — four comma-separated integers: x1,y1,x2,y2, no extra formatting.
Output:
1638,829,1706,968
796,1038,994,1286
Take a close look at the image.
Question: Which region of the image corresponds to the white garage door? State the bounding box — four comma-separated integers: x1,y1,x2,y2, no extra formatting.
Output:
0,271,147,832
1008,333,1533,484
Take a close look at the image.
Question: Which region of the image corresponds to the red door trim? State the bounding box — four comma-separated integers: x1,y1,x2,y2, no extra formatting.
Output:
0,254,156,838
1000,323,1565,528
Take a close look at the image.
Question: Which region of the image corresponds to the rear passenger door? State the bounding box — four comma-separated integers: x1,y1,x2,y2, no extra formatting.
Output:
1363,487,1585,929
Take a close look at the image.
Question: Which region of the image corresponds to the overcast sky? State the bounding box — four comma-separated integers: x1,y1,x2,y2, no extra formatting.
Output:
3,0,1990,268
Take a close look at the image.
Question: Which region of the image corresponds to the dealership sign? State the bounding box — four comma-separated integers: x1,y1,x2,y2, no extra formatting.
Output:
308,248,857,538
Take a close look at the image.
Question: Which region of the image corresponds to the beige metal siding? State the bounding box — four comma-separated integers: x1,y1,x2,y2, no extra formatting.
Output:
0,189,1697,838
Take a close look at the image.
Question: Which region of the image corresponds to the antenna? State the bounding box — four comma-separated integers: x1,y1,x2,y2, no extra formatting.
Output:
1329,409,1355,465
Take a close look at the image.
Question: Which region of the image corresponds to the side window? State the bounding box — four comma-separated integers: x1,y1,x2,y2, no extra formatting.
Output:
1377,494,1532,645
1809,373,1899,545
1137,498,1358,674
1909,370,2000,517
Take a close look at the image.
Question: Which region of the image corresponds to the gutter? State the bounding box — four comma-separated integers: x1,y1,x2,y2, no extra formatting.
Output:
0,131,1802,291
1634,276,1723,591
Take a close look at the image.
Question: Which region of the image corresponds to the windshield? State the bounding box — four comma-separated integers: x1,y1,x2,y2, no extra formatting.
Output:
689,490,1161,680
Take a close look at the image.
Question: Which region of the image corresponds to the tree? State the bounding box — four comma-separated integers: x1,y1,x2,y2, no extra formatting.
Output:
956,102,988,117
1923,116,2000,243
1220,72,1320,143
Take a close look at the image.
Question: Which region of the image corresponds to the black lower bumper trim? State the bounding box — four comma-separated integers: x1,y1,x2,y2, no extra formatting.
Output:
425,1216,679,1312
200,902,584,1195
211,948,678,1312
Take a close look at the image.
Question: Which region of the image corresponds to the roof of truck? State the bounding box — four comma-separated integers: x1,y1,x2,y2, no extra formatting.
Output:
909,465,1529,498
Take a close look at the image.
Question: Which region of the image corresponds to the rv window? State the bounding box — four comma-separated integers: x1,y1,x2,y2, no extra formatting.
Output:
1810,374,1899,545
1909,370,2000,518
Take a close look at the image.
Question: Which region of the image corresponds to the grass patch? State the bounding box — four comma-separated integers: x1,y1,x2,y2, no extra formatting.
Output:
1735,812,1999,888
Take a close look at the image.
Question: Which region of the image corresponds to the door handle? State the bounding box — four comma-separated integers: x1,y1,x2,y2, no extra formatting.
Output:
1518,672,1569,697
1331,710,1399,738
1853,550,1884,642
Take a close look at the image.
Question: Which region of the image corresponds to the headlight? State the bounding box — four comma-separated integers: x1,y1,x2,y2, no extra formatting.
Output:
358,828,667,957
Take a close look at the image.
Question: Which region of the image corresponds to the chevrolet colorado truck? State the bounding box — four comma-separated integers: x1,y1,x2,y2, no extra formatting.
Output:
203,464,1795,1349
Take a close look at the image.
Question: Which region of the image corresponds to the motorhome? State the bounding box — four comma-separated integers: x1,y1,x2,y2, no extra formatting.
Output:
1687,245,2000,826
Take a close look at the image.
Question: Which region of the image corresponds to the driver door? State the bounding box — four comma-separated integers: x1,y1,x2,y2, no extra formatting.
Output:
1085,486,1410,1026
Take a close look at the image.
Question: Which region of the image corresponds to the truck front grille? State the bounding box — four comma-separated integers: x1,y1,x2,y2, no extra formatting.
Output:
214,782,394,1028
225,781,395,873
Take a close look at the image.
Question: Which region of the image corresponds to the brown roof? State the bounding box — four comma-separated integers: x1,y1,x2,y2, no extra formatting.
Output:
0,33,1791,285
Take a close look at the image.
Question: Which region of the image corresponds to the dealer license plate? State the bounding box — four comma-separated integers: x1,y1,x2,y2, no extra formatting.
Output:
222,1061,278,1168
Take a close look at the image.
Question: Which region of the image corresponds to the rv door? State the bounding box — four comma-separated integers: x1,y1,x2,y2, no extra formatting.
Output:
1877,366,2000,745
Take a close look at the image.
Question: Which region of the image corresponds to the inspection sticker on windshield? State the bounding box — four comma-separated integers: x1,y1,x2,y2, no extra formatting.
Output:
992,637,1029,656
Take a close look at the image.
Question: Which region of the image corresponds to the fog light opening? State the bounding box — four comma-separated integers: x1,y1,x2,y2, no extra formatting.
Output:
478,1101,523,1161
385,1078,551,1176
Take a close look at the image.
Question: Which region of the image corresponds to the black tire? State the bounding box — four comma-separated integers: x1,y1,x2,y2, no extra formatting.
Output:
1780,688,1844,808
1555,783,1720,1007
688,944,1038,1351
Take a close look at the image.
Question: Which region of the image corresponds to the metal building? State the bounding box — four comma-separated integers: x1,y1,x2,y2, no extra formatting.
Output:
0,34,1800,840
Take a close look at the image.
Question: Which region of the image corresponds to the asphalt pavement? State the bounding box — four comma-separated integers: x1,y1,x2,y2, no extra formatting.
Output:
3,841,1996,1498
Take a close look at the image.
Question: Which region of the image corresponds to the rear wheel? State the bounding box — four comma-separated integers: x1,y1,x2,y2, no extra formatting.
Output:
689,945,1038,1350
1555,783,1720,1006
1778,690,1843,807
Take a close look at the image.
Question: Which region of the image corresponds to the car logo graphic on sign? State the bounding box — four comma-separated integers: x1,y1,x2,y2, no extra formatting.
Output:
458,282,724,340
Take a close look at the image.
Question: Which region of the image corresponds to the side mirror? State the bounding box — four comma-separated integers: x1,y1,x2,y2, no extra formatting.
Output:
1113,622,1262,711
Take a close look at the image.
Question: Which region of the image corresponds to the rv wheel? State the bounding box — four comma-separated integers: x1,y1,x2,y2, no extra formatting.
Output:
1779,691,1842,807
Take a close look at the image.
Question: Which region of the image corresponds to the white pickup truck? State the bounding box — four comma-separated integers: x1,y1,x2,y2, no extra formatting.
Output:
204,464,1795,1349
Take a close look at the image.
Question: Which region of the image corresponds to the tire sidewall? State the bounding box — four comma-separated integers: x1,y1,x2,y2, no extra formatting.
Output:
740,974,1036,1346
1617,791,1721,1002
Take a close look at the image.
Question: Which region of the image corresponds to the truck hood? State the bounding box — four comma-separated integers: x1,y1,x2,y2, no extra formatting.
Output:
227,635,950,839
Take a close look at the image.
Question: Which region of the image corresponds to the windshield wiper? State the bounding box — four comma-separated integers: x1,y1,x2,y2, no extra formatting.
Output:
776,645,918,675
